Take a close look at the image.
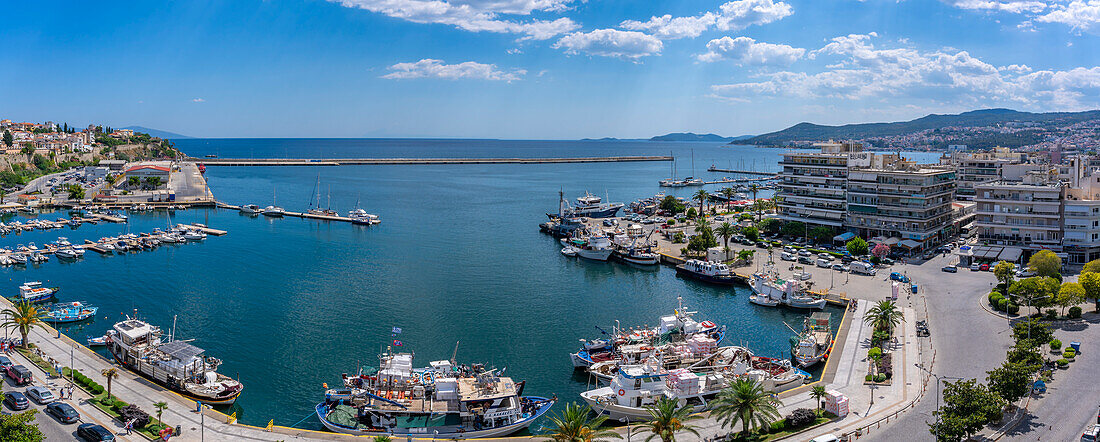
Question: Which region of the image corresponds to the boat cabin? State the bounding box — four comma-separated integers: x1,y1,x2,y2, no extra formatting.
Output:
682,260,731,277
608,365,668,408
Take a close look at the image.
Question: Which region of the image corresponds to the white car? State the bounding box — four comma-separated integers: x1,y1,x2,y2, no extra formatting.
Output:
1015,269,1036,278
781,252,796,261
810,435,839,442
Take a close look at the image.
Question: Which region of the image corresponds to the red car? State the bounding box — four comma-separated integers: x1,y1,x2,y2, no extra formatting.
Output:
980,263,991,271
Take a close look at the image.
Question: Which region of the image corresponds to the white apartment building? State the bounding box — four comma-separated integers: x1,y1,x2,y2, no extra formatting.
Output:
974,174,1064,254
775,141,859,228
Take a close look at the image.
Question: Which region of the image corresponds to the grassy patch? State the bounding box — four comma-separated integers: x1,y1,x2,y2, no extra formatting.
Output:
87,393,165,440
760,417,832,441
16,346,56,374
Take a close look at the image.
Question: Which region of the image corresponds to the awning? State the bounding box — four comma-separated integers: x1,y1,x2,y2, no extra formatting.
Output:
898,239,921,249
884,237,901,246
833,232,856,242
997,247,1023,262
870,236,887,243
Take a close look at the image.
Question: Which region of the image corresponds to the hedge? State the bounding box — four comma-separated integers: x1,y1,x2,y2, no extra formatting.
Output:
989,292,1004,305
1050,339,1062,350
1007,303,1020,315
996,298,1008,311
1064,348,1076,358
1069,306,1083,319
873,374,887,382
1057,358,1069,367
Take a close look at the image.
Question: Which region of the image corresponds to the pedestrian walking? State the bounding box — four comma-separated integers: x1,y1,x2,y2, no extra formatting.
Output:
125,418,135,435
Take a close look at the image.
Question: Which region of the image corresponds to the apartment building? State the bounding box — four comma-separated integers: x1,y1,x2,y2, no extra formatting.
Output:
949,148,1040,200
775,141,859,228
974,173,1064,254
846,155,956,247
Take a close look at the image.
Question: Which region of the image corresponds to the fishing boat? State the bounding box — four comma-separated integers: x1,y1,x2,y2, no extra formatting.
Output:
580,346,808,421
784,291,827,310
570,298,725,368
316,348,555,438
560,246,578,257
571,234,613,261
789,312,833,368
11,282,59,303
612,235,659,265
560,192,623,219
749,272,798,307
675,259,737,285
87,336,107,347
105,317,244,405
43,301,98,324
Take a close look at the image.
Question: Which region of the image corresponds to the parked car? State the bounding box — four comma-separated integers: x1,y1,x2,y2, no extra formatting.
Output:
756,241,768,248
25,386,55,404
922,251,936,260
889,272,910,283
714,215,725,221
810,435,840,442
3,391,29,411
831,263,846,271
980,263,991,271
781,252,796,261
971,262,981,271
941,264,958,273
46,401,80,423
798,249,813,257
1016,268,1037,278
5,364,32,385
1083,424,1100,442
840,255,855,263
817,258,832,268
0,355,11,370
799,256,814,265
783,246,795,253
881,257,895,265
77,423,116,441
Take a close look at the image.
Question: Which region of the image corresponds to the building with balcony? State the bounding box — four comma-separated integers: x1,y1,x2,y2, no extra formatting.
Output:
974,175,1064,254
948,148,1040,200
775,141,860,228
846,157,956,248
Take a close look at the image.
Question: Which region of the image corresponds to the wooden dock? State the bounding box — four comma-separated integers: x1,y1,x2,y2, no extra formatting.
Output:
191,156,674,166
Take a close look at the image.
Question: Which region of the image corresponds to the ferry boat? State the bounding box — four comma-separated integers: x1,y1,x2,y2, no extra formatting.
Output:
105,318,244,405
11,282,59,303
675,259,737,285
316,349,554,439
790,312,833,367
43,301,98,324
570,298,725,368
580,347,807,421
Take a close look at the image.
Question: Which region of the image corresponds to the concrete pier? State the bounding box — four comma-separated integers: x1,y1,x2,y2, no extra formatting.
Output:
192,155,673,166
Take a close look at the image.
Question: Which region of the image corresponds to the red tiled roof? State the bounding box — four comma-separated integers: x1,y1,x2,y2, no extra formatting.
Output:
125,165,170,173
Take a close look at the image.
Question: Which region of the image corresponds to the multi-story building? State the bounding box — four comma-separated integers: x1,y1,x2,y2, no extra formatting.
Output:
846,156,956,248
974,173,1064,253
948,148,1038,200
775,141,858,228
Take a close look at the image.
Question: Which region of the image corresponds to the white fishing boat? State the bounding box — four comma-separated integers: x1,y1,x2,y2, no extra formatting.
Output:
675,259,736,285
570,298,725,368
790,312,833,368
560,246,578,257
571,235,613,261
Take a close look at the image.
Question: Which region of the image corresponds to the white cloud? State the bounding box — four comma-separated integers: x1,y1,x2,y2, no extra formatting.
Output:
696,36,804,66
329,0,579,40
192,98,205,102
381,59,526,81
553,29,663,59
946,0,1048,14
619,0,793,40
1036,1,1100,32
709,32,1100,110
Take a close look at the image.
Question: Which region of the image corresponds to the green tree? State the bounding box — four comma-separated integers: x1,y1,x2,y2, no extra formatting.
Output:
1080,272,1100,310
1005,341,1044,370
928,379,1004,441
809,226,834,245
757,218,781,234
1056,282,1086,316
742,226,759,242
1008,277,1055,308
1084,259,1100,275
1,301,47,349
710,378,782,438
864,300,904,334
737,249,755,262
101,367,120,401
0,409,43,442
127,176,141,188
66,184,85,200
809,385,828,411
543,403,622,442
748,184,760,221
20,144,34,156
692,189,709,218
1012,319,1053,346
781,221,804,238
993,261,1016,290
985,361,1033,404
720,187,736,211
716,222,737,249
2,130,12,148
846,237,869,256
153,401,168,424
1028,250,1062,278
633,397,702,442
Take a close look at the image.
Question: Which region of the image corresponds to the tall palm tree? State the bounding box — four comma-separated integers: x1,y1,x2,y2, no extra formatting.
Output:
710,378,782,438
748,184,760,222
154,401,168,424
809,385,828,412
720,187,736,212
693,189,709,218
863,300,904,333
543,402,622,442
633,397,702,442
1,301,47,349
101,367,119,401
716,222,737,250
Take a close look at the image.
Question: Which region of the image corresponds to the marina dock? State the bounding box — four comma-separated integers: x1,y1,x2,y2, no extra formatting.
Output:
705,166,777,176
219,202,367,224
192,155,673,166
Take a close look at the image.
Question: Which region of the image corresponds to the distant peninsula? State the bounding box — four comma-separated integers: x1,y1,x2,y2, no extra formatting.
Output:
582,133,753,142
121,126,192,139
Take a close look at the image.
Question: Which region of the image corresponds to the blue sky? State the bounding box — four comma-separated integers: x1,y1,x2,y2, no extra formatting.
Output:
2,0,1099,138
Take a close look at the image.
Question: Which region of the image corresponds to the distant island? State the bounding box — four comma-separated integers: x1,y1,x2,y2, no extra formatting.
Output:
581,133,753,142
122,126,192,139
741,108,1100,149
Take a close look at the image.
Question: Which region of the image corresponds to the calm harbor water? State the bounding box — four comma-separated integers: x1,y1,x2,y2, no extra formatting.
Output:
2,140,938,431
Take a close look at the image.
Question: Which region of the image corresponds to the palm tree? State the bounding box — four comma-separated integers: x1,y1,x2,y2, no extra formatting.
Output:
720,187,736,211
864,300,904,333
809,385,828,412
543,402,622,442
693,189,709,218
154,401,168,424
716,222,737,249
101,367,119,401
1,301,47,349
748,184,760,222
633,397,702,442
710,378,782,438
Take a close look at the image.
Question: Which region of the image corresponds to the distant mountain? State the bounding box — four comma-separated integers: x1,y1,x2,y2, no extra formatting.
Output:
650,133,742,142
741,108,1100,146
121,126,192,139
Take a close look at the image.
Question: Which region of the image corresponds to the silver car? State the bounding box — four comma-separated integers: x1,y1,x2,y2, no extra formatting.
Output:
24,386,54,404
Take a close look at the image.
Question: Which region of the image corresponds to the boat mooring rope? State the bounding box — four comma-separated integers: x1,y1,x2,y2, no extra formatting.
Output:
290,410,318,428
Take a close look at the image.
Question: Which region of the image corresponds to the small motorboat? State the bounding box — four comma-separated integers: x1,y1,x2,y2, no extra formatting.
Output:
561,246,578,257
87,336,107,347
43,301,98,324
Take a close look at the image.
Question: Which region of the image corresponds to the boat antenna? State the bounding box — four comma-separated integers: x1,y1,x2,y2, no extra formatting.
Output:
451,340,460,364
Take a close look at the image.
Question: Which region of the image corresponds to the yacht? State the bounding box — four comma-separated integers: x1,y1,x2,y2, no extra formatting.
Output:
106,317,244,405
348,209,380,225
560,192,623,219
675,259,737,285
55,248,79,259
240,204,261,215
183,231,206,241
317,349,554,438
263,205,285,217
9,254,27,265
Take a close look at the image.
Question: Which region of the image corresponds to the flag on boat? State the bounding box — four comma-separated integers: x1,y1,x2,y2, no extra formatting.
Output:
392,326,402,334
393,339,403,346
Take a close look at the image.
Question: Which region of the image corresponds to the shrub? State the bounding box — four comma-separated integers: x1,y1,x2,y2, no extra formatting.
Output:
1057,358,1069,367
873,374,887,383
786,408,817,429
1045,309,1058,320
1064,348,1076,358
1050,339,1062,351
1007,303,1020,315
666,219,676,226
996,298,1008,311
989,292,1004,305
1069,306,1083,319
117,404,150,429
769,420,787,433
865,374,873,382
112,400,130,412
93,384,105,395
868,347,882,359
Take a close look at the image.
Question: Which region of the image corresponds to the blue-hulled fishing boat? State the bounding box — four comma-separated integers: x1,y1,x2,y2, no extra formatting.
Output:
43,301,98,323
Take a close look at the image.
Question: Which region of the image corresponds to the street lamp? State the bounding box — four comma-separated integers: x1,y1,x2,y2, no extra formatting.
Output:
620,417,632,442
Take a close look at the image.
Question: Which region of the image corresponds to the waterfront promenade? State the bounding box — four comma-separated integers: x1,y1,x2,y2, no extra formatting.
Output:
192,156,674,166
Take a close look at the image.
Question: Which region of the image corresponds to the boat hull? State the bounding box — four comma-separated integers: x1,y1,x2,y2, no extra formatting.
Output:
107,344,242,405
748,294,780,307
576,248,613,261
785,299,827,309
315,397,554,439
567,206,622,219
675,266,737,285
